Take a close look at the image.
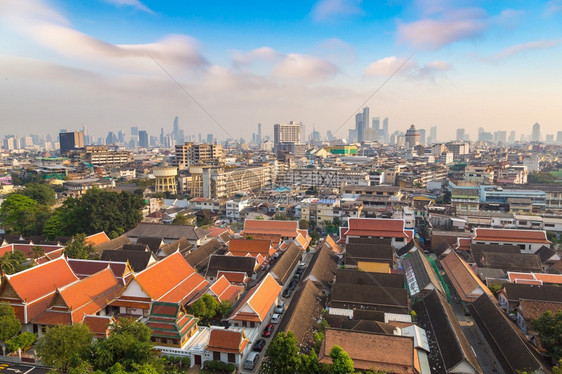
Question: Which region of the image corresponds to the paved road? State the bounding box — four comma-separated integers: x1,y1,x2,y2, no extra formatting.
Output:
450,299,505,374
0,362,50,374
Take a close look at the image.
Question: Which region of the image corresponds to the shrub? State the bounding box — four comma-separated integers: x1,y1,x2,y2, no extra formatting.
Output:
216,361,226,370
181,356,191,366
225,363,236,373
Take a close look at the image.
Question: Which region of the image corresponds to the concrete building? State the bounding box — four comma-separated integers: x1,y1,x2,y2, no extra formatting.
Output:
405,125,420,148
59,131,84,156
154,164,178,194
174,142,224,169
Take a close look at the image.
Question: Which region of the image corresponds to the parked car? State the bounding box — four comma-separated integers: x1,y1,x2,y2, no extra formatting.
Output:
282,288,292,299
289,279,298,290
262,323,274,337
274,301,285,314
244,352,260,370
252,339,266,352
295,263,306,274
271,313,281,324
292,273,301,282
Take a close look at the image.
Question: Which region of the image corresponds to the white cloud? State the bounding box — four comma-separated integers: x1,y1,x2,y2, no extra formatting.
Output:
102,0,154,14
544,0,562,16
272,54,340,82
364,56,450,81
495,9,525,27
231,47,282,68
397,7,488,50
311,0,363,22
487,39,562,61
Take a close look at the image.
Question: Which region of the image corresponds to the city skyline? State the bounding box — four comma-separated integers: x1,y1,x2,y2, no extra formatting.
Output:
1,0,562,140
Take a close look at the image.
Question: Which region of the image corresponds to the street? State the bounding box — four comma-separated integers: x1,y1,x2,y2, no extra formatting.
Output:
0,362,50,374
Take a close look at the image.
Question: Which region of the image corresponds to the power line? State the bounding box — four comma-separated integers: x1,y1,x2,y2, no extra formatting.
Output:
146,52,235,140
332,53,416,137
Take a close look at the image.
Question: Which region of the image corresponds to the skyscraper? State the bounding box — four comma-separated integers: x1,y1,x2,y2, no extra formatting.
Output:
508,131,516,144
429,126,437,143
59,131,84,155
355,107,370,143
257,123,262,144
419,129,426,145
456,128,465,142
273,121,305,156
556,131,562,144
138,130,148,148
383,118,389,143
531,122,541,142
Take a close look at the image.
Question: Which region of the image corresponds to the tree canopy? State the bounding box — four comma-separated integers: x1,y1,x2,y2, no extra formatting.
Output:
35,323,93,374
0,250,31,275
0,303,22,342
329,345,354,374
0,194,40,235
262,332,302,374
91,318,161,373
532,310,562,363
64,234,99,260
20,183,56,206
44,188,144,238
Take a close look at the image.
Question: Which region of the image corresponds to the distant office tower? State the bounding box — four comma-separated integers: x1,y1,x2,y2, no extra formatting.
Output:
377,117,388,143
429,126,437,143
173,116,179,138
118,130,125,143
207,134,214,144
138,130,148,148
372,117,380,131
531,122,541,142
257,123,262,144
130,126,139,136
557,131,562,144
160,128,165,145
546,134,554,143
419,129,426,145
327,130,334,140
59,131,84,155
494,131,507,144
348,129,358,143
106,131,117,145
456,128,465,142
508,131,516,144
405,125,420,148
355,107,370,142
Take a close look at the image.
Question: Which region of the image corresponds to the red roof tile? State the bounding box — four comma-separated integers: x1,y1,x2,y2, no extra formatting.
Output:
228,239,275,257
230,274,281,323
242,220,299,238
5,257,78,303
207,329,249,354
85,232,111,246
474,228,550,244
344,218,408,239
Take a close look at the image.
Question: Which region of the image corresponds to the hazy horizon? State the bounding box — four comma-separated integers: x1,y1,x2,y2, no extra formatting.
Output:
1,0,561,141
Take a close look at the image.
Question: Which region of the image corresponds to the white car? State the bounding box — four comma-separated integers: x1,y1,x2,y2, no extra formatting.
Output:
271,313,281,324
274,302,285,314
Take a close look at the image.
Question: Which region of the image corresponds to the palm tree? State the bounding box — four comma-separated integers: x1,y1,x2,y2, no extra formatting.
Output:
31,245,44,260
0,254,18,275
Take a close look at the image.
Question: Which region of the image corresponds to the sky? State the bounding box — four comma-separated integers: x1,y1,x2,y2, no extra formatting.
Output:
1,0,561,142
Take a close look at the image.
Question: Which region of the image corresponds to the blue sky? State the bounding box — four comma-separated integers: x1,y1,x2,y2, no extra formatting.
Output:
1,0,561,142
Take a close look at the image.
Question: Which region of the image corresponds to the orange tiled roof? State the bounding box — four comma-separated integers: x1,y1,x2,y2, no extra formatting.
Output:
134,252,208,304
207,329,249,354
228,239,274,257
508,271,562,285
216,271,248,284
319,329,416,373
85,232,111,246
343,218,408,239
208,276,244,303
325,235,343,254
441,252,492,302
242,220,299,238
295,234,309,250
230,273,281,323
5,257,78,303
83,315,114,338
474,228,550,244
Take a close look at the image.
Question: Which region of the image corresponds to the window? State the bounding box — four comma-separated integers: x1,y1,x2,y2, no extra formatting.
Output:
228,353,235,363
213,352,221,361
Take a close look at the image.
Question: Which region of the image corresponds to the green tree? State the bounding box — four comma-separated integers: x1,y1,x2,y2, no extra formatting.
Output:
262,332,301,374
64,234,98,260
219,300,233,317
531,310,562,362
20,183,56,206
0,194,39,235
329,345,354,374
91,319,160,373
273,213,289,220
300,349,321,374
6,332,36,352
299,219,310,229
35,323,93,374
31,245,45,260
172,213,190,225
0,303,22,342
44,189,144,237
190,294,220,321
0,250,31,275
